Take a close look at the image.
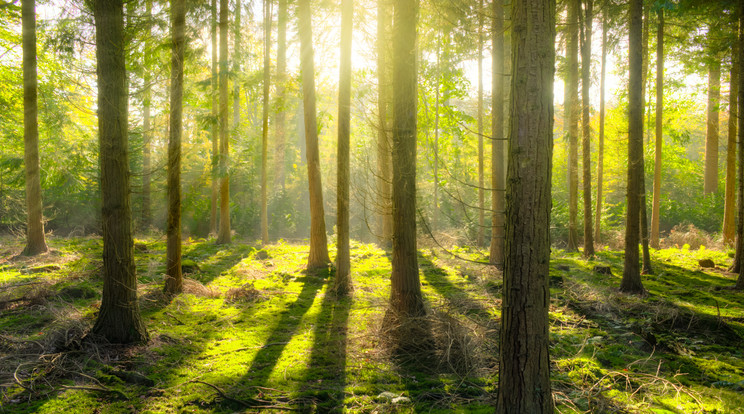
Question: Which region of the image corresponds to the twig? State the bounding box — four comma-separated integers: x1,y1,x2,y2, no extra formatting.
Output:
164,312,185,325
189,380,298,410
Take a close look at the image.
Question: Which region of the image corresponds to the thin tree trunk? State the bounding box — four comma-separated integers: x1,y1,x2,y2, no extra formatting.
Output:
736,5,744,289
621,0,645,294
261,0,271,245
298,0,330,268
639,1,652,273
21,0,47,256
335,0,353,295
476,0,485,247
567,0,579,252
489,0,504,268
594,8,607,244
704,60,721,195
216,0,231,244
724,34,738,246
496,0,554,410
210,0,218,235
433,38,440,232
274,0,287,191
141,0,152,231
376,0,392,246
91,0,148,343
579,0,593,257
651,10,664,249
164,0,185,295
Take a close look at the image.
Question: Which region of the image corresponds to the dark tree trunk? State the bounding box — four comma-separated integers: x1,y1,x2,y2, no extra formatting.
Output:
376,0,393,246
21,0,47,256
141,0,152,231
704,59,721,195
496,0,554,411
579,0,593,257
274,0,287,191
594,8,607,244
735,6,744,289
91,0,148,343
164,0,185,296
621,0,645,294
261,0,271,245
476,0,485,247
651,9,664,249
210,0,218,235
724,27,739,247
335,0,353,295
217,0,231,244
567,0,580,252
298,0,330,268
489,0,504,268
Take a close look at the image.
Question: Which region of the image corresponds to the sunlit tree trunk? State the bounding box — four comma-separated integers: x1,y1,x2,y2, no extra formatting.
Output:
164,0,185,295
621,0,645,294
496,0,554,411
335,0,353,295
566,0,579,252
579,0,593,257
376,0,393,246
704,59,721,195
489,0,504,268
651,10,664,249
298,0,330,268
141,0,152,231
210,0,218,235
216,0,231,244
594,8,607,244
21,0,47,256
724,33,738,246
261,0,271,245
274,0,287,191
91,0,148,343
433,38,440,232
736,6,744,290
639,2,652,274
476,0,485,247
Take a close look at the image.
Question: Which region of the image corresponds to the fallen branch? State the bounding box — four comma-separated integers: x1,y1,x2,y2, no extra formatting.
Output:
189,380,299,411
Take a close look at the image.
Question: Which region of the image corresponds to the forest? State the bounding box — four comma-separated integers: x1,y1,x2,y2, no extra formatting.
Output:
2,0,744,412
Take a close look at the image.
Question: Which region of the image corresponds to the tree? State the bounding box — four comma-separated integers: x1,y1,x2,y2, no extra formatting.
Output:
736,5,744,290
164,0,185,296
376,0,393,246
297,0,330,268
261,0,270,245
91,0,148,343
639,3,652,274
703,35,721,195
650,8,664,249
216,0,230,244
274,0,287,191
335,0,353,295
210,0,218,235
579,0,594,257
141,0,152,231
489,0,505,268
620,0,645,294
21,0,47,256
566,0,580,252
476,0,485,247
496,0,555,411
723,24,738,246
594,7,607,244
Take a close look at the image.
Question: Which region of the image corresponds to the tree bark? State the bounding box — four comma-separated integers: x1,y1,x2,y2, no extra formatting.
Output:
261,0,271,245
476,0,485,247
216,0,231,244
650,10,663,249
91,0,148,343
335,0,353,295
736,6,744,289
639,1,652,274
298,0,330,268
621,0,645,294
141,0,152,231
594,8,607,244
21,0,47,256
704,59,721,195
579,0,593,257
496,0,554,411
164,0,185,295
274,0,287,191
210,0,218,235
566,0,580,252
489,0,504,268
433,38,440,233
724,32,738,246
376,0,393,246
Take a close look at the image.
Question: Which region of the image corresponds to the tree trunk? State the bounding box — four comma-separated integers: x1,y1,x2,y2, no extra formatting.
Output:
274,0,287,191
496,0,554,411
335,0,353,295
621,0,645,294
298,0,330,268
594,9,607,244
387,0,424,319
21,0,47,256
216,0,231,244
724,33,739,246
141,0,152,231
489,0,505,268
261,0,271,245
376,0,393,246
433,39,440,232
704,59,721,195
567,0,579,252
735,6,744,289
650,10,664,249
639,1,652,273
580,0,593,257
91,0,148,343
476,0,485,247
210,0,218,235
164,0,185,295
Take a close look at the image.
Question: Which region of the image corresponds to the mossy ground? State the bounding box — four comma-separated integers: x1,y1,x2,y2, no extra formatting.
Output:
1,236,743,413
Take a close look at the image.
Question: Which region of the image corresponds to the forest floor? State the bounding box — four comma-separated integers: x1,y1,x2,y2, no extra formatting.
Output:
0,235,743,413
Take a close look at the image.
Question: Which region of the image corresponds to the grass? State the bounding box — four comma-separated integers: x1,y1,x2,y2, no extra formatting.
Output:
1,235,744,413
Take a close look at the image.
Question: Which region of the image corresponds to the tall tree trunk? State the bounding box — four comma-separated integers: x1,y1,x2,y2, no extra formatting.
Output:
651,10,664,249
567,0,580,252
736,5,744,289
579,0,593,257
141,0,152,231
298,0,330,268
21,0,47,256
210,0,218,235
216,0,231,244
704,60,721,195
621,0,645,294
433,38,440,232
476,0,485,247
274,0,287,191
164,0,185,295
387,0,424,319
489,0,505,268
376,0,393,246
639,2,652,273
91,0,148,343
724,35,739,246
335,0,353,295
496,0,554,411
594,8,607,244
261,0,271,245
